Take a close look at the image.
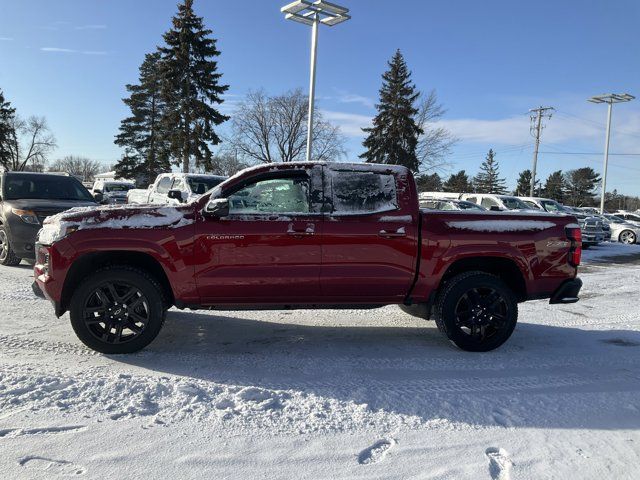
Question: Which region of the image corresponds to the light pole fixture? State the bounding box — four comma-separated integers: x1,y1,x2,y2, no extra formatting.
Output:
588,93,635,213
281,1,351,162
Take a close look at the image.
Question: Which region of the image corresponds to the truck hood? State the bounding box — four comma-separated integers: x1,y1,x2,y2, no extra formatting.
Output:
6,199,97,211
37,204,194,245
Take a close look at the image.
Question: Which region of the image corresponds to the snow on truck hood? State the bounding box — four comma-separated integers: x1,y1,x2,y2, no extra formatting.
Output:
37,204,193,245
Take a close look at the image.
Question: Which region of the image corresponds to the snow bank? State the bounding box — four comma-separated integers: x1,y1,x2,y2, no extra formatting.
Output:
446,219,557,232
38,204,193,245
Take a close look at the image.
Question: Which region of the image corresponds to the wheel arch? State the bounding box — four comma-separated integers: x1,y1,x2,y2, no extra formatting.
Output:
60,251,175,315
440,256,527,302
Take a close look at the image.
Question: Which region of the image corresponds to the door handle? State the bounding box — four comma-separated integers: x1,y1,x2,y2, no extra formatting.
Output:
287,230,314,236
379,228,406,238
287,224,315,237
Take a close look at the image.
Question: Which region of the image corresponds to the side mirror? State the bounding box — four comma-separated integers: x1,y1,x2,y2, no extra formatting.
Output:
148,184,153,190
167,189,184,202
204,198,229,218
93,192,104,203
490,205,501,212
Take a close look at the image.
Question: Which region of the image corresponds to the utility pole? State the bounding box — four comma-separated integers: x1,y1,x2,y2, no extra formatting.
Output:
529,106,554,197
588,93,635,213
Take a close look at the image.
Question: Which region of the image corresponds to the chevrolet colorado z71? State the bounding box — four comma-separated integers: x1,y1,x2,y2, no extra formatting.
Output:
33,162,583,354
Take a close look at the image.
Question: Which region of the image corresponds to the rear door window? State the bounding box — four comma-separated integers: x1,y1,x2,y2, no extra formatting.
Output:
330,171,398,214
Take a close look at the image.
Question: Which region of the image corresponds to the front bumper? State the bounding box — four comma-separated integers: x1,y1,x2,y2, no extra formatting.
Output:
5,215,40,259
549,278,583,304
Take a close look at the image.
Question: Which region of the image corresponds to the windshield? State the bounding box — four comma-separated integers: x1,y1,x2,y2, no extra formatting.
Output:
604,215,625,224
501,197,531,210
187,176,226,195
541,200,564,212
104,183,133,193
4,174,94,201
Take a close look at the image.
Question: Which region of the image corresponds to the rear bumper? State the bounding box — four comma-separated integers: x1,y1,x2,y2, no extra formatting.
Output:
549,278,583,304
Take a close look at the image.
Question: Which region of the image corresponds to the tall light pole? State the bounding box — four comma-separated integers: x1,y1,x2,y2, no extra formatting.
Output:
281,1,350,162
588,93,635,213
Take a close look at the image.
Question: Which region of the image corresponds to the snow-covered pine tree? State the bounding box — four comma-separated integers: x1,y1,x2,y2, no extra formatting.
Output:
160,0,229,173
360,50,423,172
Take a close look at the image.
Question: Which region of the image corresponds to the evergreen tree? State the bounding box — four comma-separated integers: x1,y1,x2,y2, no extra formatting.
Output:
159,0,229,173
514,169,539,196
0,89,16,168
415,172,442,192
564,167,601,206
114,52,170,186
542,170,566,202
443,170,473,193
473,149,507,194
360,50,423,172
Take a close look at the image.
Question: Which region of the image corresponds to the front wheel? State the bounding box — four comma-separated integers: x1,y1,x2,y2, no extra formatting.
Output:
69,267,166,353
433,272,518,352
619,230,637,245
0,227,22,266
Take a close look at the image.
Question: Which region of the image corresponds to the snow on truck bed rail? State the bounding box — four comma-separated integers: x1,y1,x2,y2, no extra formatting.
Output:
446,219,558,232
38,204,193,244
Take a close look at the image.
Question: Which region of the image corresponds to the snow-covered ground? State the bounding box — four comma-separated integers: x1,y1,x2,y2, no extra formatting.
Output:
1,243,639,479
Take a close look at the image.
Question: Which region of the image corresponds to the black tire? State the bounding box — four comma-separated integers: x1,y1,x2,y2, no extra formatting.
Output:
69,266,167,354
0,226,21,266
619,230,637,245
433,271,518,352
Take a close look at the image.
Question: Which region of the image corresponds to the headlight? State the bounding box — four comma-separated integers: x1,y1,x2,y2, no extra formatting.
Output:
12,208,40,225
37,223,79,245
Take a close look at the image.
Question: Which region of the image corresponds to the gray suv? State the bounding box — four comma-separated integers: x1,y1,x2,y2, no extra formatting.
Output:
0,172,96,265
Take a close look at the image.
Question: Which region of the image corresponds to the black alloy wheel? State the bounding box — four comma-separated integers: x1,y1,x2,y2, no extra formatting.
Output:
434,271,518,352
69,267,166,353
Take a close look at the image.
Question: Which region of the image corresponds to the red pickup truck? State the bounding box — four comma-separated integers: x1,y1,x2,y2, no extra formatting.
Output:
33,162,582,354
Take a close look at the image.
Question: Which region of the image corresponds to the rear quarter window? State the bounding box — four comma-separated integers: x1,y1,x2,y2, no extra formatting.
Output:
330,171,398,214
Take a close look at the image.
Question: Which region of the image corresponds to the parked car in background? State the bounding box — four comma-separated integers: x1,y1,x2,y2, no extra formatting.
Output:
520,198,607,246
460,193,535,212
0,172,97,266
420,197,486,211
91,180,135,205
602,214,639,244
127,173,227,205
614,211,640,227
34,162,583,354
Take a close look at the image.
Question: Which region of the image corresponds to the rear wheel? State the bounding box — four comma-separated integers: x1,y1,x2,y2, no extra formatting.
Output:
434,272,518,352
619,230,637,245
69,267,166,354
0,226,21,266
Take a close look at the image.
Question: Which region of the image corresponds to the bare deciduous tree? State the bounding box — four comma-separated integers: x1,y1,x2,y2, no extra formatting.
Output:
48,155,104,182
229,89,346,164
0,115,56,172
415,90,457,172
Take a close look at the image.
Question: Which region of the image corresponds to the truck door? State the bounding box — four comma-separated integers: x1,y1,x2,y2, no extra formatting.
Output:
194,165,324,304
320,167,419,302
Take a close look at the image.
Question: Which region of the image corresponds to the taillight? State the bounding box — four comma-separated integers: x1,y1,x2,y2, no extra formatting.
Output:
565,225,582,267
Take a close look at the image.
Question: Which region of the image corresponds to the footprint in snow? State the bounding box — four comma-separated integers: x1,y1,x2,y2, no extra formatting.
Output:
358,438,396,465
485,447,513,480
19,456,86,476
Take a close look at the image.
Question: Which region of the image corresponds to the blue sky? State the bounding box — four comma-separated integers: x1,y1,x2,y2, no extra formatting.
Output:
1,0,639,194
